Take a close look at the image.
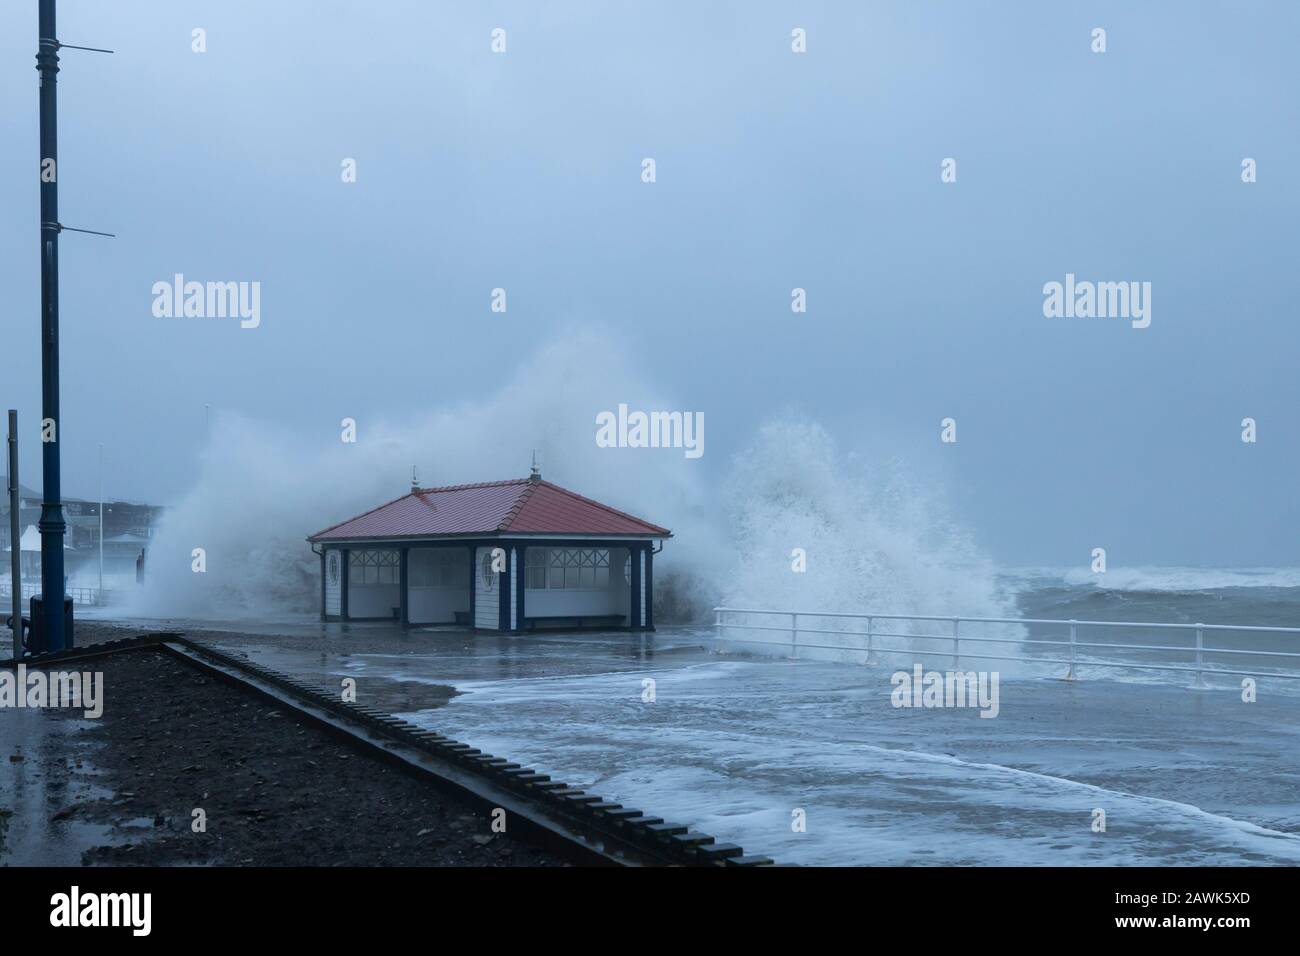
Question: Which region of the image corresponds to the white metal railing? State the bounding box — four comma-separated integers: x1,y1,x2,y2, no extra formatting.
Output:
712,606,1300,684
0,582,110,607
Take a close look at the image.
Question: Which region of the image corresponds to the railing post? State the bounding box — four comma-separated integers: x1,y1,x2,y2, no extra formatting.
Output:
1066,620,1077,681
865,615,873,664
1194,624,1206,689
952,618,960,670
791,613,798,659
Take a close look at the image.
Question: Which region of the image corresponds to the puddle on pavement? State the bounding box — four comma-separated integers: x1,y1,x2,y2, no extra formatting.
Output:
0,707,139,866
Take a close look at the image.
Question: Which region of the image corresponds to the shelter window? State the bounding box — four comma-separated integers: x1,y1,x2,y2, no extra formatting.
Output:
349,549,398,585
526,548,609,590
410,549,463,589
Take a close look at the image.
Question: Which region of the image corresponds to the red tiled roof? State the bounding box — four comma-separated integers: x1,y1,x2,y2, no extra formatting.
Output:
308,478,671,542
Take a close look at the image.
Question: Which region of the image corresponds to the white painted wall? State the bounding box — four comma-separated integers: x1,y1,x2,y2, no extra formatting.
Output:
324,549,342,616
522,546,630,622
524,588,627,618
348,582,399,619
408,586,469,624
474,545,499,630
639,550,647,626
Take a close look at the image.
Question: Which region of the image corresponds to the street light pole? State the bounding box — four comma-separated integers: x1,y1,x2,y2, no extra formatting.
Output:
7,411,21,660
37,0,68,651
98,442,103,601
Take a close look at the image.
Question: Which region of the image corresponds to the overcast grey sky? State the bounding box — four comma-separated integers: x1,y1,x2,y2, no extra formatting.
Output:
2,1,1297,567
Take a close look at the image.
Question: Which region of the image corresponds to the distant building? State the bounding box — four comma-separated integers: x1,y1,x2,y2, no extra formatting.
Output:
1,482,164,580
102,532,151,577
0,484,43,554
307,473,670,632
3,524,72,580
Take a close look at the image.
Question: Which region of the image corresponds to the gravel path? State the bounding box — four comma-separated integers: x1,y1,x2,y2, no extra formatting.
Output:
1,649,567,866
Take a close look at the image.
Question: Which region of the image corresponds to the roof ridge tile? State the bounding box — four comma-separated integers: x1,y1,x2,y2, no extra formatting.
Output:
497,480,538,531
413,478,528,495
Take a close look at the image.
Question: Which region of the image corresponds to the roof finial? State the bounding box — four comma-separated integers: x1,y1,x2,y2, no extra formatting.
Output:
529,449,540,481
411,465,419,491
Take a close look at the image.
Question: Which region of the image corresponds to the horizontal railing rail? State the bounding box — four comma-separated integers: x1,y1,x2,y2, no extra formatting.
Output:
0,582,111,607
712,606,1300,685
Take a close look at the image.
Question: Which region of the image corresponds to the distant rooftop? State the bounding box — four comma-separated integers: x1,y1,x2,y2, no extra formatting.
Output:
4,481,162,509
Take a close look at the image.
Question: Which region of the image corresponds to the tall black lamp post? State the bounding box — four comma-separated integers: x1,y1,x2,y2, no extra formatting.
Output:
34,0,113,652
36,0,67,652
